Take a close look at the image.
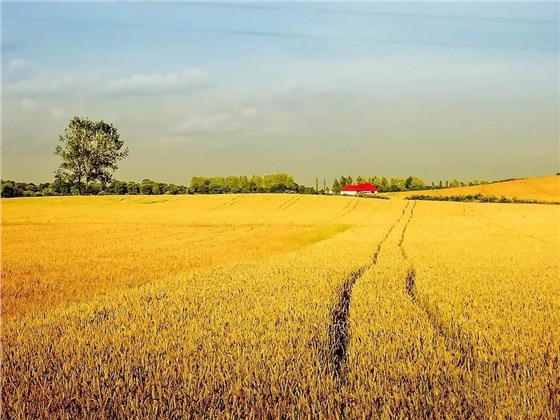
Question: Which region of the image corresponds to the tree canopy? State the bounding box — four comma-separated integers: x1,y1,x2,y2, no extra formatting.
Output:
55,116,128,194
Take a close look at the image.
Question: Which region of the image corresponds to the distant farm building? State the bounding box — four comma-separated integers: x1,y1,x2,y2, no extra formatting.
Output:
341,183,379,195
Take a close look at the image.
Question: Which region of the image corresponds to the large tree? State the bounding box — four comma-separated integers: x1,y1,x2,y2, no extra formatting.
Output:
332,178,341,194
405,175,426,191
55,116,128,194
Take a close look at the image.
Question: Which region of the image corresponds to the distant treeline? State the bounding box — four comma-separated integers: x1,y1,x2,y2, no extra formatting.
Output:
332,175,507,193
189,174,316,194
0,173,318,197
1,174,527,198
0,179,188,198
406,194,559,205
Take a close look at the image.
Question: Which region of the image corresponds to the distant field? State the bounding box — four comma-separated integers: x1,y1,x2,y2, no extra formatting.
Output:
383,175,560,201
2,195,559,418
2,195,358,317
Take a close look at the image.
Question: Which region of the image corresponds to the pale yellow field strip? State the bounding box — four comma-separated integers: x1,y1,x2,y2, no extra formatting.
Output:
383,175,560,202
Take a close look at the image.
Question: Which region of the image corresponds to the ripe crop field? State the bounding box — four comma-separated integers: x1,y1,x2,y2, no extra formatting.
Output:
2,194,559,418
383,175,560,202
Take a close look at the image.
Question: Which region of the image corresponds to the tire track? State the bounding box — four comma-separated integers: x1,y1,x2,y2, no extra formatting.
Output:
398,202,477,372
337,198,355,215
274,196,300,211
283,196,300,210
212,195,242,211
274,196,295,211
404,269,477,371
344,199,361,216
398,201,416,259
327,202,411,383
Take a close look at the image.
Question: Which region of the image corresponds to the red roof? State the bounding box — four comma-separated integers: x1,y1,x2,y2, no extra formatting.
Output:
341,183,379,192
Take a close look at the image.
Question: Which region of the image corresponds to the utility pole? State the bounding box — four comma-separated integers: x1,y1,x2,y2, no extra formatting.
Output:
315,177,319,191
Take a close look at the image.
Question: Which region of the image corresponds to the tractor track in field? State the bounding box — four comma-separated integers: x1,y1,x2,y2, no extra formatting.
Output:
398,201,416,259
337,199,352,214
212,195,243,210
404,268,477,372
274,196,300,211
344,199,361,216
398,202,477,373
328,199,478,416
327,202,411,383
283,196,301,210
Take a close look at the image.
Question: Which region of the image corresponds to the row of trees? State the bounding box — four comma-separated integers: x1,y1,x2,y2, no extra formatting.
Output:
332,175,492,193
1,174,503,198
189,174,319,194
1,174,321,198
0,178,189,198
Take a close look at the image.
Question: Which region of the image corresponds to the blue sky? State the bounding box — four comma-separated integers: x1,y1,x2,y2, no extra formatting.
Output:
2,2,559,185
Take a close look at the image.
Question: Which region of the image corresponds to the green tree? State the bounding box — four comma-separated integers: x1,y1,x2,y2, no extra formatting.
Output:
1,180,16,197
332,179,341,194
112,180,128,195
379,177,389,192
405,176,414,190
127,182,140,195
140,179,154,195
405,176,426,191
389,177,406,192
86,182,104,195
55,116,128,194
51,176,72,195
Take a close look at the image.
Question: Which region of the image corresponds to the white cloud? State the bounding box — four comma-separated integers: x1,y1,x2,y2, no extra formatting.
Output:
170,113,239,135
104,68,210,95
241,107,259,117
4,58,37,83
161,108,263,145
20,98,38,110
4,68,211,98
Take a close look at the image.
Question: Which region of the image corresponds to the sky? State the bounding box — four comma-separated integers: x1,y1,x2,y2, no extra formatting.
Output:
2,1,559,185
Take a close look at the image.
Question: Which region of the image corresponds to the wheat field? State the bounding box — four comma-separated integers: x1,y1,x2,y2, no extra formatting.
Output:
2,193,559,418
382,175,560,202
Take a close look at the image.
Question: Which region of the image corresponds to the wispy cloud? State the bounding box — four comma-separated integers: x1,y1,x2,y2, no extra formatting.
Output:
185,3,559,25
3,67,213,98
3,58,36,83
241,107,259,117
162,107,261,145
5,16,557,52
20,98,38,110
104,68,211,95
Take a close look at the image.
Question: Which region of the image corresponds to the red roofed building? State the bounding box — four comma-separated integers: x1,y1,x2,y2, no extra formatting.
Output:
341,183,379,195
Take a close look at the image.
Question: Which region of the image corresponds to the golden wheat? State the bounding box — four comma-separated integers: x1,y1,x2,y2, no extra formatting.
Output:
2,194,558,418
383,175,560,202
